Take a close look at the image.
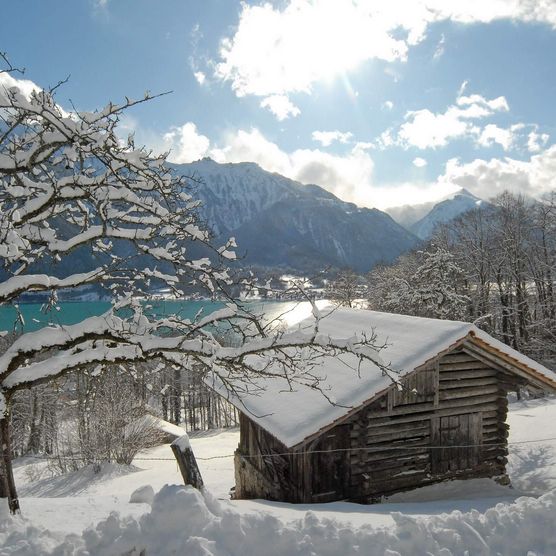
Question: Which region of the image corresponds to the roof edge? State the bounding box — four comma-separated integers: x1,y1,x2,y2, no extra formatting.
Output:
467,332,556,392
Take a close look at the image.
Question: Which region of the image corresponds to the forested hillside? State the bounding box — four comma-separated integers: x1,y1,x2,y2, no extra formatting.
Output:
368,192,556,368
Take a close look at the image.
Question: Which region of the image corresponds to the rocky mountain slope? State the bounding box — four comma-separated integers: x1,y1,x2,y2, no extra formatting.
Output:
171,159,419,272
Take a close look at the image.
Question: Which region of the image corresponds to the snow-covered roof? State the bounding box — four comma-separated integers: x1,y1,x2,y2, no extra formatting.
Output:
214,305,556,449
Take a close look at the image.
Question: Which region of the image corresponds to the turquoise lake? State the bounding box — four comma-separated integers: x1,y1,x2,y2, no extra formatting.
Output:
0,299,299,333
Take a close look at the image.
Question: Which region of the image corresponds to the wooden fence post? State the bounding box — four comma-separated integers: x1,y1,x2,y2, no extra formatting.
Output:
171,434,204,490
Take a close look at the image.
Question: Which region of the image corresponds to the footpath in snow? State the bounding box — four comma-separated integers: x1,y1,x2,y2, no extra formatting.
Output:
1,397,556,555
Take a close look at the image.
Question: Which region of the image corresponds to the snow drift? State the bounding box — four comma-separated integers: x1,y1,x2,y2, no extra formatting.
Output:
2,484,556,555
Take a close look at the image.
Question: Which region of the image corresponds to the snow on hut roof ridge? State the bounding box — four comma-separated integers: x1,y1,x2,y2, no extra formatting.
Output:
212,303,556,448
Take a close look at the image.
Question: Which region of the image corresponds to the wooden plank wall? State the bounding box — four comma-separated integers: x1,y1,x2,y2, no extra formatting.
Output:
235,413,297,501
305,425,351,503
345,347,510,501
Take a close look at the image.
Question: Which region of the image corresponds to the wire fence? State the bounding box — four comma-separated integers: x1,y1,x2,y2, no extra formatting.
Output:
18,435,556,462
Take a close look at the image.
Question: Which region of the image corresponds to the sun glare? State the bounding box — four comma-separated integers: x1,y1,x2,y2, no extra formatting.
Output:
218,1,408,97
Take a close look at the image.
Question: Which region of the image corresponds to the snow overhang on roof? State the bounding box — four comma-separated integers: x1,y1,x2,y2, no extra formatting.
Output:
209,304,556,449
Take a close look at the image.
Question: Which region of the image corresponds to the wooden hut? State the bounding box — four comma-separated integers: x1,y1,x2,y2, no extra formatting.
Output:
218,307,556,504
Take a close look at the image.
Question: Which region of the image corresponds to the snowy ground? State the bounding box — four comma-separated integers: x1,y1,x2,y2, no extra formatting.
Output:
2,397,556,554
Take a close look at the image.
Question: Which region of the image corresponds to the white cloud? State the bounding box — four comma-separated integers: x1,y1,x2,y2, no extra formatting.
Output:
384,67,402,83
398,107,473,149
378,129,396,148
353,141,375,151
376,181,461,208
260,95,300,121
194,71,206,85
527,129,550,153
385,86,510,149
122,118,465,209
433,34,446,59
162,122,210,163
458,80,469,97
210,128,372,204
214,1,556,99
413,157,428,168
478,123,521,151
382,100,394,111
428,0,556,26
153,118,553,207
473,122,547,153
438,145,556,199
91,0,110,12
291,148,375,204
215,1,409,97
311,130,354,147
197,127,453,209
457,93,509,112
211,128,291,173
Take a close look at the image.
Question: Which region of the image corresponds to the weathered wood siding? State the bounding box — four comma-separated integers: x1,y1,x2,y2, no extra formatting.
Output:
306,425,351,502
235,412,294,500
235,413,354,503
345,346,510,501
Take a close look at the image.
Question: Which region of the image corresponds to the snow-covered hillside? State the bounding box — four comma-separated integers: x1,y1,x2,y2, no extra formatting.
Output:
3,397,556,555
410,189,485,240
172,158,300,236
387,189,486,240
171,159,419,272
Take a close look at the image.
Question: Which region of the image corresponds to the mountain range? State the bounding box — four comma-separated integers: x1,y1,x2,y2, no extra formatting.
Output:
21,159,485,280
170,159,419,273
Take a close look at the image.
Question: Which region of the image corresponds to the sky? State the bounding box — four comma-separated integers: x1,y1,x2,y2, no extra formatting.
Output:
1,0,556,209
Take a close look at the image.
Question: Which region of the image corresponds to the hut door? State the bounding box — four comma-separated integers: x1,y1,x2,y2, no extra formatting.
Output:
311,425,350,502
431,413,482,474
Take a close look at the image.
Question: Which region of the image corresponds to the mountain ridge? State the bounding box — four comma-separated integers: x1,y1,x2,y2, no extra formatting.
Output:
170,159,419,272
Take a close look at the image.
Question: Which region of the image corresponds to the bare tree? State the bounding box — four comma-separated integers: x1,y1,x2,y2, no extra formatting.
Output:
61,367,163,467
0,56,394,513
326,269,363,308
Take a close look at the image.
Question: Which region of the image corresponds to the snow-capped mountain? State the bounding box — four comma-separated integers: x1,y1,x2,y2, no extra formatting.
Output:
171,159,419,272
171,159,299,236
387,189,486,241
409,189,485,240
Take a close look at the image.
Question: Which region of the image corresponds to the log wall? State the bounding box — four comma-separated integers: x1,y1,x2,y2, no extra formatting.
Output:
345,345,512,501
235,412,300,501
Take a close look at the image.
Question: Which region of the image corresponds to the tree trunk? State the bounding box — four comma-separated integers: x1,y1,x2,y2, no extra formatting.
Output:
172,367,181,425
26,391,40,454
161,391,168,422
0,407,20,514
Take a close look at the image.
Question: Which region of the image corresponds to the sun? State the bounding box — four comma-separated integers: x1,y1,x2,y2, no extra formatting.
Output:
217,1,407,97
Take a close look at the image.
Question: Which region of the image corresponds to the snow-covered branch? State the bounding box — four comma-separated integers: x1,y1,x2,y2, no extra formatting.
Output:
0,267,106,304
0,58,396,400
0,56,396,512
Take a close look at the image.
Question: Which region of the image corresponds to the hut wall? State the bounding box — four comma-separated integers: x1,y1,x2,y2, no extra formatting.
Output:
234,413,298,501
345,346,512,501
298,424,351,503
